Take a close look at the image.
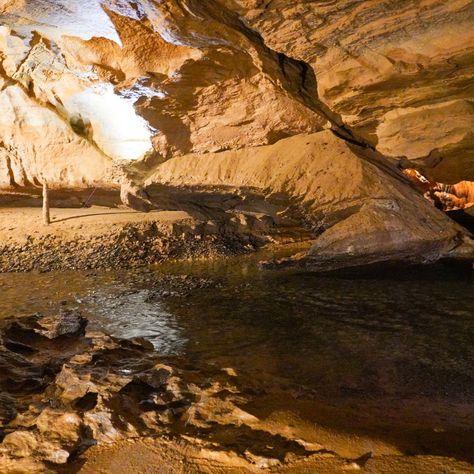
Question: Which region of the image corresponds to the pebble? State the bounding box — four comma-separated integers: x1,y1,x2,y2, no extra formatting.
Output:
0,221,259,273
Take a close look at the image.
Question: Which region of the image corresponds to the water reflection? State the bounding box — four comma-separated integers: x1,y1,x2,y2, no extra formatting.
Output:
0,255,473,437
163,266,474,404
85,287,186,354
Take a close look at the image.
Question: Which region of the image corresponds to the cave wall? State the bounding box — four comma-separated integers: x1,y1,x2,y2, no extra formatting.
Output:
1,0,473,189
1,0,474,268
219,0,474,182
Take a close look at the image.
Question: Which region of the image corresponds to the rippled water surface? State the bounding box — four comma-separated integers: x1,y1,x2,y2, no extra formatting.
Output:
1,252,474,450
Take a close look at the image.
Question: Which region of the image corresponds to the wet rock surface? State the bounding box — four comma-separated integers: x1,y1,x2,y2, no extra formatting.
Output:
0,312,328,473
145,274,223,300
0,258,473,472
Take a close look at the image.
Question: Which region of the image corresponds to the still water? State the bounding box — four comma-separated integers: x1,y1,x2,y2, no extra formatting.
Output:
1,252,473,456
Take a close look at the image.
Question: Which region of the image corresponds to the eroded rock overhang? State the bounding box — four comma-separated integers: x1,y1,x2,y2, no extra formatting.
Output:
0,0,329,187
2,0,474,182
0,0,474,270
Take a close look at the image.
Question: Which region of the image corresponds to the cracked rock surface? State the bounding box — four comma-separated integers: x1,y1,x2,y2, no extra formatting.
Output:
0,312,345,473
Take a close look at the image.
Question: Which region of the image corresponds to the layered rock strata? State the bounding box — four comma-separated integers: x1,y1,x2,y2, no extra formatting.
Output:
144,131,474,270
221,0,474,182
0,0,474,270
1,0,473,184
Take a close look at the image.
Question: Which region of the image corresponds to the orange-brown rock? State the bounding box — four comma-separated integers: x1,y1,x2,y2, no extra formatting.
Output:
0,312,334,472
433,181,474,210
1,1,474,184
0,0,327,188
144,131,474,270
0,0,474,269
402,168,474,210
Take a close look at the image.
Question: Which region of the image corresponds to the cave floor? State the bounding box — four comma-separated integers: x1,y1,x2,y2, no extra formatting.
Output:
0,206,192,243
74,437,474,474
0,205,257,272
0,206,473,473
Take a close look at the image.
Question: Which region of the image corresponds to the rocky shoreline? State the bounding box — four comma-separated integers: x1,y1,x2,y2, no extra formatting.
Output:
0,221,259,274
0,208,279,273
0,311,289,472
1,311,473,474
0,311,358,473
1,209,472,275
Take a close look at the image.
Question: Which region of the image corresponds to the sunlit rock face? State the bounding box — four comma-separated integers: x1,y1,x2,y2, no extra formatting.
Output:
0,0,122,43
64,83,153,161
0,84,111,187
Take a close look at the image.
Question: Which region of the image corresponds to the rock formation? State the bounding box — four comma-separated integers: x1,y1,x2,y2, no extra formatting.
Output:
222,0,474,182
432,181,474,210
144,131,474,270
403,168,474,210
0,312,335,472
0,0,474,269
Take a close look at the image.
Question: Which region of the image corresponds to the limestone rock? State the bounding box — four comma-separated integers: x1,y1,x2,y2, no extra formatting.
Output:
2,431,38,458
34,312,87,339
0,84,112,188
0,311,320,471
0,1,473,266
145,130,474,270
222,0,474,182
0,393,17,426
120,180,156,212
36,409,82,444
0,0,325,188
1,1,474,185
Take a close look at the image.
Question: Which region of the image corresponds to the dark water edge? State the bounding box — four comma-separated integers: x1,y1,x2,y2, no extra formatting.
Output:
1,250,473,461
448,208,474,233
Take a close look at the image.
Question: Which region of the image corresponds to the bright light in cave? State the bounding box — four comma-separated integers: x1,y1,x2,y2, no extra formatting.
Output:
6,0,122,44
64,83,153,161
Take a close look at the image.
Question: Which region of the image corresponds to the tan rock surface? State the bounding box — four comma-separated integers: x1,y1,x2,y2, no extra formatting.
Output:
145,131,474,270
0,84,112,188
0,1,473,267
1,312,472,474
221,0,474,182
1,1,474,183
0,0,326,186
